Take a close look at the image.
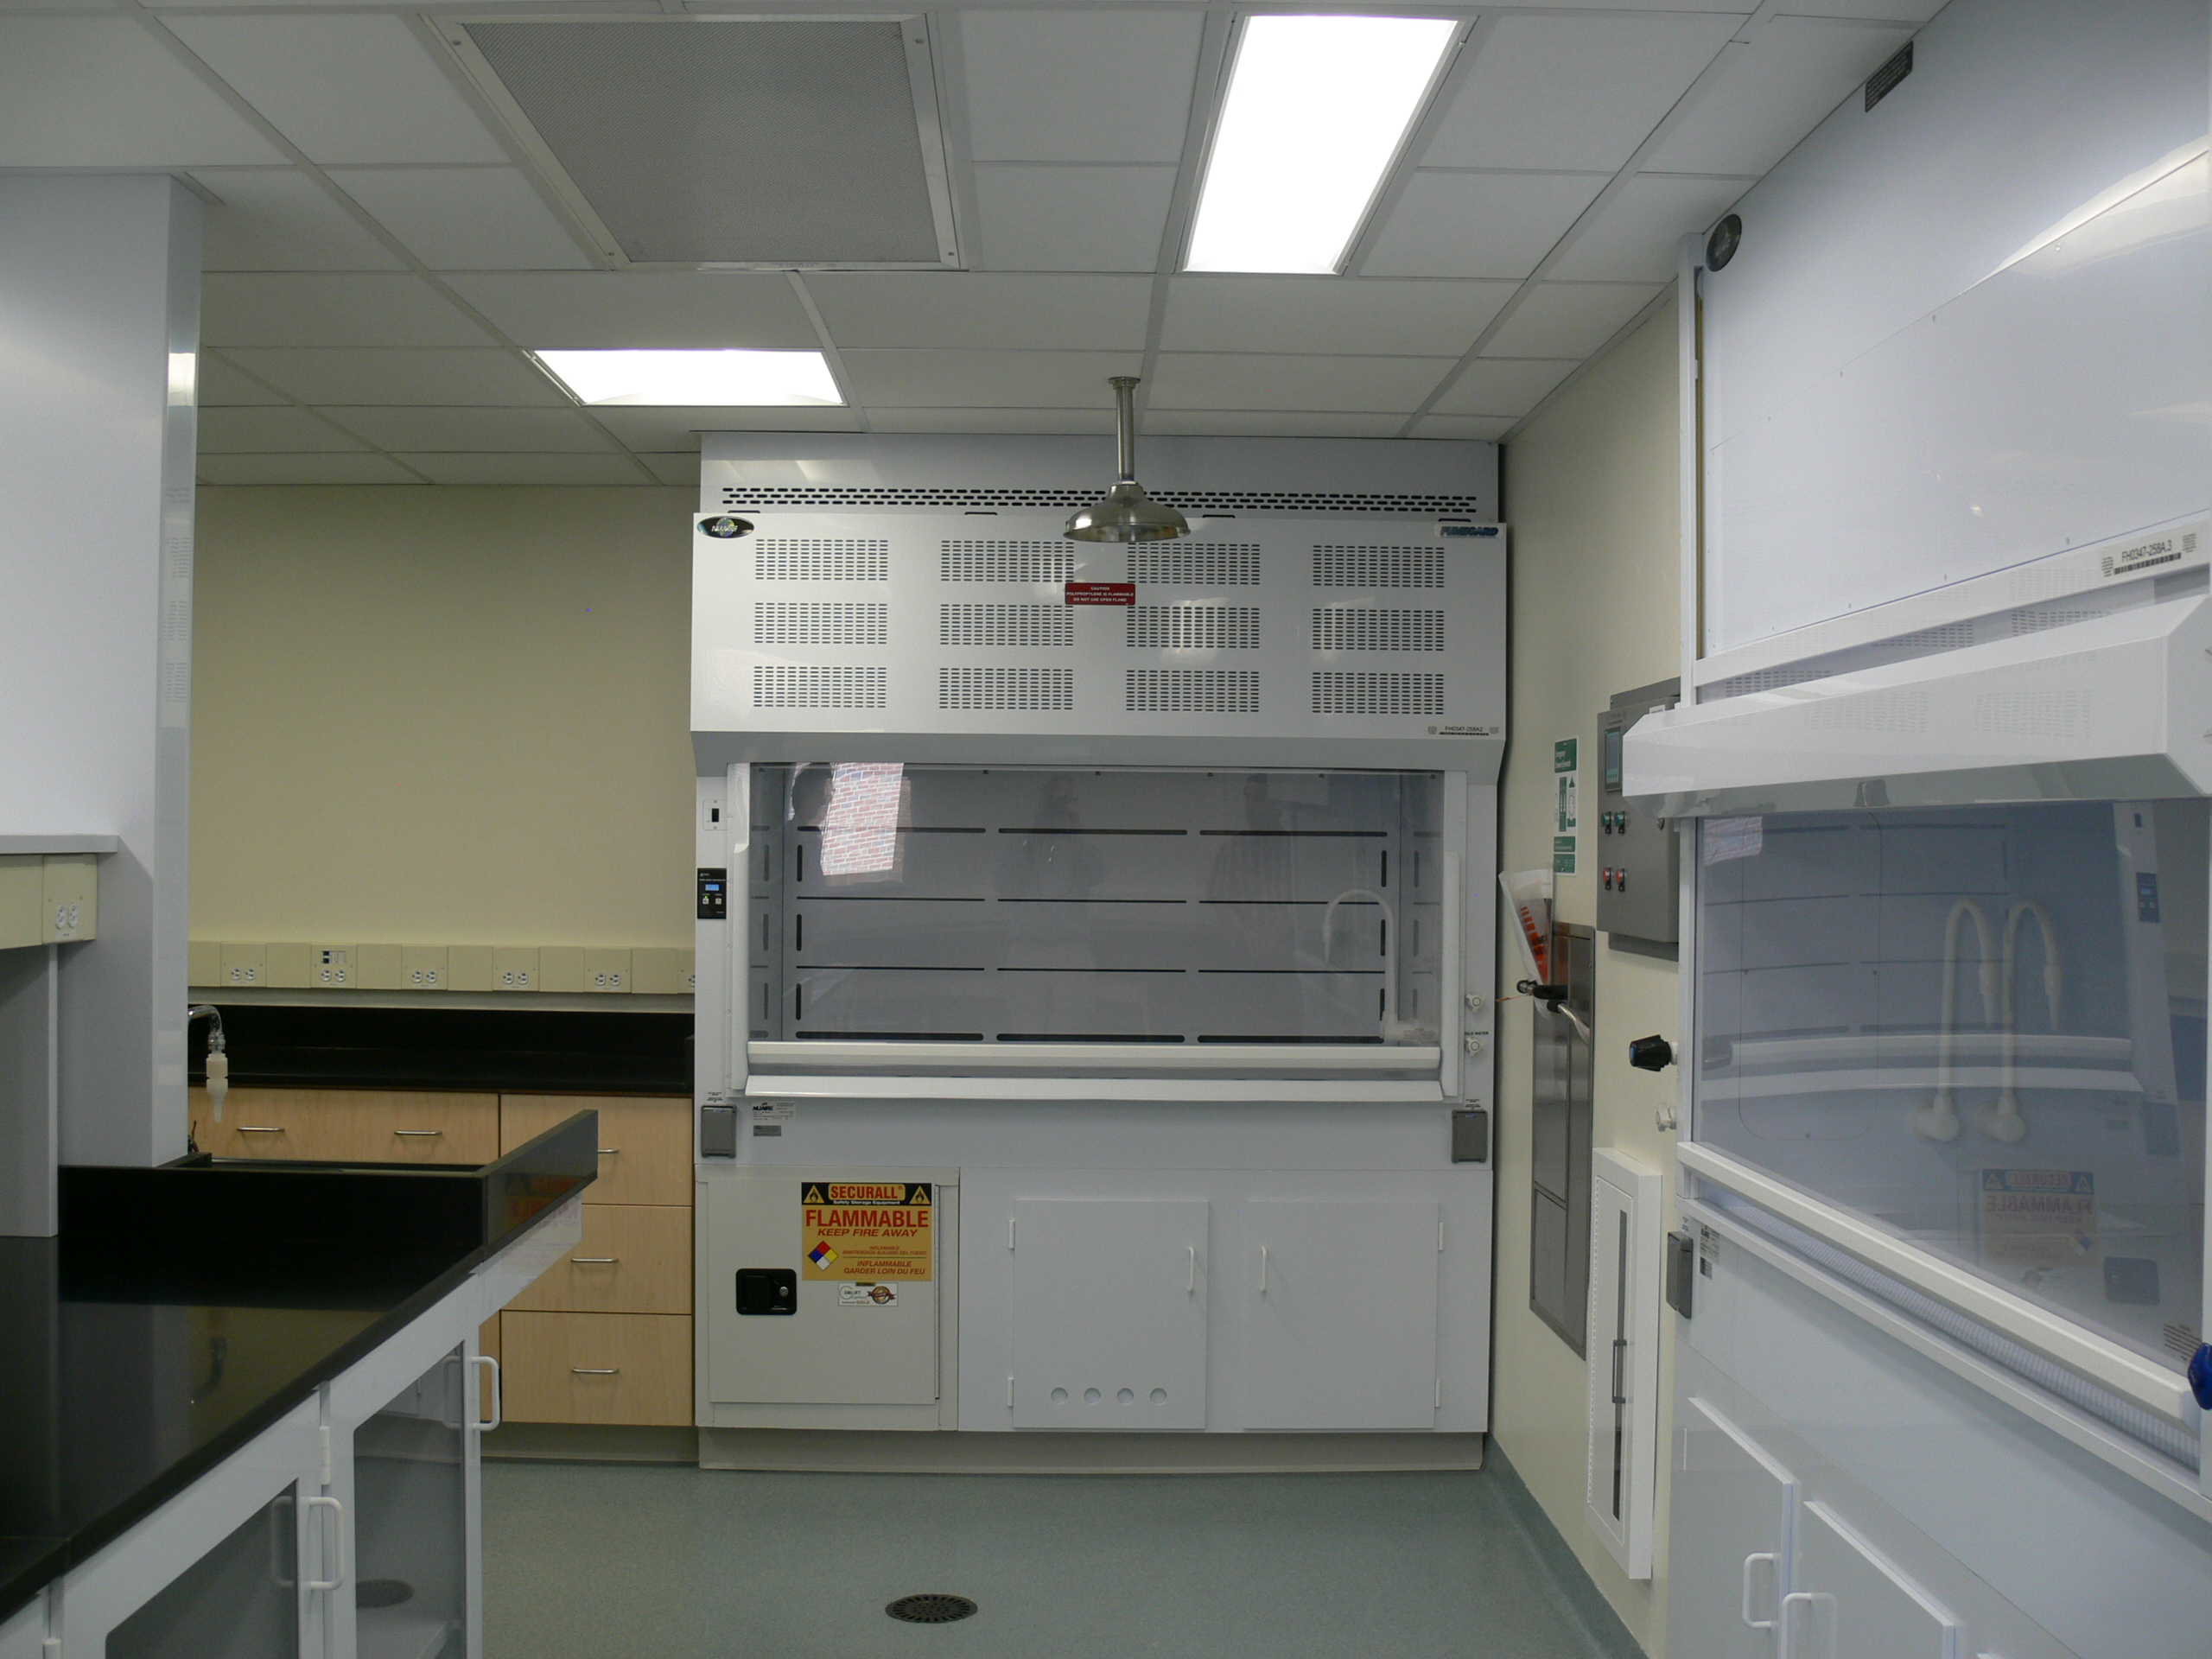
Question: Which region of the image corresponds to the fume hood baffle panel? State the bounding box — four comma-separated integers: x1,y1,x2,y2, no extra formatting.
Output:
690,512,1506,774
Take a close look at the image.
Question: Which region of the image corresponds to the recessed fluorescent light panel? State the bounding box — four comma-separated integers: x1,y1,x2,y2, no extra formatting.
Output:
1185,14,1457,275
536,349,843,406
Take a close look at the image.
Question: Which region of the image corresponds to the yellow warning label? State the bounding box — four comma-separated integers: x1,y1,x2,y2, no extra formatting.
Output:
802,1181,934,1281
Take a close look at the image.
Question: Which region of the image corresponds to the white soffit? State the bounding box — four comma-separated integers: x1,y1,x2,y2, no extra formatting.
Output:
195,169,408,272
962,8,1205,165
0,18,287,167
1421,12,1740,174
441,16,960,269
326,167,595,271
971,165,1180,273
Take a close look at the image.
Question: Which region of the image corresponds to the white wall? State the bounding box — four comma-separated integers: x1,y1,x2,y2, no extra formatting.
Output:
1493,297,1683,1655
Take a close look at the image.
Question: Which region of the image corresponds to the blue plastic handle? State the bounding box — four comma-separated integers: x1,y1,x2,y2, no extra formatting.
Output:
2189,1344,2212,1412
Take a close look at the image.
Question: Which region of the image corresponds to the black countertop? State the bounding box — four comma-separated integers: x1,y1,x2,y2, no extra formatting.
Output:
0,1111,597,1624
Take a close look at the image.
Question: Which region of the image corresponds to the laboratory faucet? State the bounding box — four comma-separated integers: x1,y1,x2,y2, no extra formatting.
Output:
1321,887,1408,1044
1914,899,1996,1142
1983,900,2062,1144
188,1004,229,1122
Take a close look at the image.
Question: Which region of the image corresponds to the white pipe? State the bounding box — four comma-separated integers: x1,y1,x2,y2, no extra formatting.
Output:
1322,887,1405,1043
1984,900,2063,1143
1913,900,1995,1141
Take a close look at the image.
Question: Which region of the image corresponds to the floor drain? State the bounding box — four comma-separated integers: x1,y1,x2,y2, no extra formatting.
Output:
886,1593,977,1624
355,1580,414,1610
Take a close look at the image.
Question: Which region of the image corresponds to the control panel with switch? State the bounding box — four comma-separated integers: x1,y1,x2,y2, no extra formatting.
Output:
1595,680,1681,946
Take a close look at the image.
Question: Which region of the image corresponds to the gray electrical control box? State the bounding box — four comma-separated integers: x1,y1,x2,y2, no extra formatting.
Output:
1595,679,1681,946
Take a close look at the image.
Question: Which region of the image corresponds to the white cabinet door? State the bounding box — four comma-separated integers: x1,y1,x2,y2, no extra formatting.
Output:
1793,1501,1960,1659
0,1597,46,1659
1668,1396,1799,1659
1011,1198,1208,1429
1237,1198,1440,1429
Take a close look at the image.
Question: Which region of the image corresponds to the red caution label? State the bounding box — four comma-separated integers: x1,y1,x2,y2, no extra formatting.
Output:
1065,582,1136,607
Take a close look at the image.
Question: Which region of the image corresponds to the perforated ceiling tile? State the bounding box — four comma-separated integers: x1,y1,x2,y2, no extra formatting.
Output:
195,169,408,272
320,406,619,454
442,273,820,350
222,349,572,407
327,167,594,272
1547,175,1753,284
1139,411,1409,439
1147,354,1454,414
395,451,648,486
195,453,422,486
1430,359,1580,419
0,18,287,167
197,355,289,407
201,275,497,349
590,405,862,450
198,406,368,454
460,18,950,265
1480,283,1663,360
842,350,1142,409
1161,277,1516,358
805,273,1154,351
1361,171,1611,280
862,407,1115,435
971,165,1179,273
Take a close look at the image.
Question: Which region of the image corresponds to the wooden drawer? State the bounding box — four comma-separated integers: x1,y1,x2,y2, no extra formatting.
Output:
499,1095,690,1206
508,1204,691,1315
501,1312,691,1427
188,1087,499,1164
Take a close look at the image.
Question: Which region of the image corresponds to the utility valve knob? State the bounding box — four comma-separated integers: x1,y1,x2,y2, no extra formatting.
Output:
1628,1035,1675,1072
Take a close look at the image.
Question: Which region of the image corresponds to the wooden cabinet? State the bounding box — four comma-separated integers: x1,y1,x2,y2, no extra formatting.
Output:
500,1312,692,1427
506,1205,691,1315
188,1087,499,1165
499,1094,691,1205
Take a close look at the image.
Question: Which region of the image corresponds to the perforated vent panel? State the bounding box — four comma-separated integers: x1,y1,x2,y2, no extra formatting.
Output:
1126,670,1260,714
1312,672,1445,716
754,601,888,645
940,540,1076,584
2008,608,2103,635
1886,623,1976,651
939,604,1073,648
1313,607,1444,652
939,665,1075,710
721,486,1488,514
1129,543,1262,586
753,664,887,708
1127,605,1260,652
755,539,889,582
1313,546,1446,588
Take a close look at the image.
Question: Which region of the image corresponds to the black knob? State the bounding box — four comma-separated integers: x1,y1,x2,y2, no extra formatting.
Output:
1629,1034,1675,1071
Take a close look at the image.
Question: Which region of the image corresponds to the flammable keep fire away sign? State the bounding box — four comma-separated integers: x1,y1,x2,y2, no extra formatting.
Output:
801,1181,934,1281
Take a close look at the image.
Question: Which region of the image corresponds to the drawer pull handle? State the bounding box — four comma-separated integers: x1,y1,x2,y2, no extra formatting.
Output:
393,1128,443,1137
570,1257,620,1265
571,1367,620,1376
598,1147,620,1156
237,1125,285,1133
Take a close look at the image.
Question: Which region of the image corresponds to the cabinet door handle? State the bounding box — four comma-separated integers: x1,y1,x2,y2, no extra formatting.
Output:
303,1494,346,1592
570,1256,620,1264
571,1367,620,1376
236,1125,285,1133
392,1128,442,1137
469,1354,501,1433
1778,1591,1831,1659
1187,1246,1196,1293
598,1147,620,1156
1740,1553,1778,1630
1259,1245,1268,1294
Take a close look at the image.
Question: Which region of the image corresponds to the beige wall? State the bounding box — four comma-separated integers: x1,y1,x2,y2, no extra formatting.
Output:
1493,299,1683,1656
191,486,698,950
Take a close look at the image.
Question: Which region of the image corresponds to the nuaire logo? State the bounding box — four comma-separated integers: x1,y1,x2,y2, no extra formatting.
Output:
699,515,754,539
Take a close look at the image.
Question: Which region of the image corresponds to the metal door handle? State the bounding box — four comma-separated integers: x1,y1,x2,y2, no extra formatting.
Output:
303,1495,346,1592
571,1367,620,1375
392,1128,442,1137
1259,1245,1268,1293
1611,1337,1628,1407
598,1147,620,1155
1778,1591,1832,1659
469,1354,501,1432
1740,1553,1778,1630
570,1256,619,1264
1187,1246,1196,1293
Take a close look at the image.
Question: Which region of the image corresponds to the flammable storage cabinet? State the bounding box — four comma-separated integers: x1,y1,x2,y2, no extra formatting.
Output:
688,433,1506,1445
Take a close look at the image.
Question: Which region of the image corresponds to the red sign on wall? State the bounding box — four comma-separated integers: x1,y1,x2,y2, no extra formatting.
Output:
1064,582,1137,607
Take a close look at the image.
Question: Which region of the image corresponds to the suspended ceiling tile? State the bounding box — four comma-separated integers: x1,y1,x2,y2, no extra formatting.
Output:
1141,410,1412,439
196,453,421,485
806,273,1154,352
164,14,511,165
1641,17,1919,178
1423,13,1740,174
326,167,594,271
196,168,405,271
637,452,702,486
1362,172,1611,280
198,354,289,406
1482,282,1663,359
202,274,497,348
842,348,1141,408
317,405,618,453
440,272,817,349
221,348,569,406
1409,415,1513,442
198,405,367,453
972,165,1179,273
864,406,1116,435
0,18,287,165
1430,358,1581,418
588,404,862,449
1161,277,1516,358
963,9,1203,165
1548,174,1752,283
395,451,651,485
1147,353,1453,414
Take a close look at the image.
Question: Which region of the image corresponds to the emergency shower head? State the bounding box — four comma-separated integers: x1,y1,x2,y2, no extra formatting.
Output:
1064,377,1188,543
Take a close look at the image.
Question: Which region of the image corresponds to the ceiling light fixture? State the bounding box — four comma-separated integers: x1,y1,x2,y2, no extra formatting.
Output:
1184,14,1458,276
534,348,843,406
1065,377,1187,543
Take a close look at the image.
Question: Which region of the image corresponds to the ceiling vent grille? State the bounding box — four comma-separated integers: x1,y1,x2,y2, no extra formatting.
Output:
450,19,957,267
940,541,1076,584
939,666,1074,711
756,540,889,582
1312,607,1445,652
1312,671,1445,716
754,601,888,645
1127,606,1261,652
1129,544,1262,586
753,664,887,709
1313,546,1446,589
1126,670,1260,715
939,604,1074,649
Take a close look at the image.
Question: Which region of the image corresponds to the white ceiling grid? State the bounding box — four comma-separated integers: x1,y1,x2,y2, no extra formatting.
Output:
0,1,1936,484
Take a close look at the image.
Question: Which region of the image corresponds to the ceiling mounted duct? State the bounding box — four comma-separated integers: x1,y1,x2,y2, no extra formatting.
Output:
1065,378,1188,544
440,18,959,269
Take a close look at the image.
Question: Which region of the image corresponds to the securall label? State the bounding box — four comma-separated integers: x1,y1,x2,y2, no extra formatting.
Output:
1064,581,1136,606
801,1181,934,1281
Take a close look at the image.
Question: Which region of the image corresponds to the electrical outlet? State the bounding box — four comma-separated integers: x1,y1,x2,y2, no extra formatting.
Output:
310,945,355,988
493,947,538,991
219,943,266,987
403,946,448,990
586,949,631,994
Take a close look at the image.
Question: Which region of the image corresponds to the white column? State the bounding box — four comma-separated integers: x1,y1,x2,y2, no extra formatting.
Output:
0,175,201,1184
